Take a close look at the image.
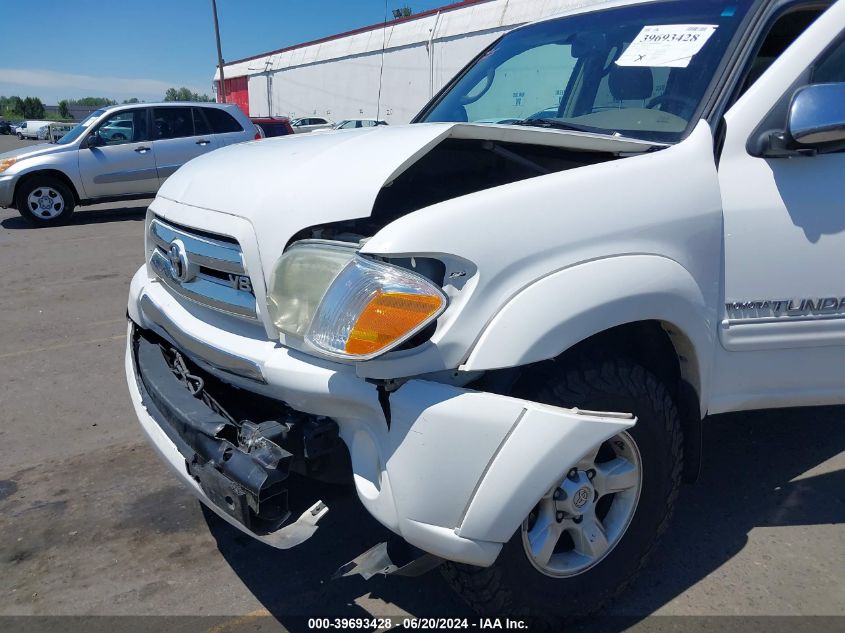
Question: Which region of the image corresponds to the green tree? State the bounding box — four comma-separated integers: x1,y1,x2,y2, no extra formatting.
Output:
68,97,117,107
58,100,70,119
9,96,24,116
122,97,141,104
22,96,45,118
164,87,214,102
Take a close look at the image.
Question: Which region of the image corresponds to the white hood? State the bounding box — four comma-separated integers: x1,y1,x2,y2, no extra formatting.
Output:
157,122,656,236
157,124,455,223
0,142,76,162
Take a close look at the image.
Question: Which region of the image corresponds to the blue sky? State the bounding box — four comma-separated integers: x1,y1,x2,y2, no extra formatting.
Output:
0,0,451,104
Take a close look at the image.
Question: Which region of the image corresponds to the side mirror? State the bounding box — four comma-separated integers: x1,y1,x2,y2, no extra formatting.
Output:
85,132,102,149
787,83,845,151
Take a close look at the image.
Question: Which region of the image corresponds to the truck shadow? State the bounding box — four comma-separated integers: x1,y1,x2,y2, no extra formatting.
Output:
606,405,844,620
203,406,844,631
1,204,147,229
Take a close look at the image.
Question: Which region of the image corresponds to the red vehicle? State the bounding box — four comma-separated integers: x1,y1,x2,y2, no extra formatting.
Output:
250,117,294,138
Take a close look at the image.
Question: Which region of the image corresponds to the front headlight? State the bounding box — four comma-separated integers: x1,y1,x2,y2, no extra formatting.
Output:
266,241,447,360
307,256,447,359
266,241,356,338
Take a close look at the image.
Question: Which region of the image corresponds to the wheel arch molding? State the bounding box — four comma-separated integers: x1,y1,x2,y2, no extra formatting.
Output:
461,254,715,415
14,168,81,208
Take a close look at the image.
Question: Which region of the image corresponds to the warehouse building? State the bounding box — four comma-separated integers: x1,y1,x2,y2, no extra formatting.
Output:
214,0,596,123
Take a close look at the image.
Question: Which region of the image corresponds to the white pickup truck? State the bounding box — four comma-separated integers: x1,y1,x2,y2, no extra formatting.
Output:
125,0,845,620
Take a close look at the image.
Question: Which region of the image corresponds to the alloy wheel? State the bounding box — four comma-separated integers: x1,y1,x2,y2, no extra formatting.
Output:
521,431,642,577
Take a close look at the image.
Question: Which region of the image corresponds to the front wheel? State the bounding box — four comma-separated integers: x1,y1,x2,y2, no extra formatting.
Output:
442,358,683,622
15,176,76,225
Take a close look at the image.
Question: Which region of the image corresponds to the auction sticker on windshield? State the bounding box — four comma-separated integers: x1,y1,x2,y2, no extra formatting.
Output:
616,24,718,67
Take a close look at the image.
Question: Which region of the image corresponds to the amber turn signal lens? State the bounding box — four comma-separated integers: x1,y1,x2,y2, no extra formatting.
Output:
307,256,448,359
346,291,443,355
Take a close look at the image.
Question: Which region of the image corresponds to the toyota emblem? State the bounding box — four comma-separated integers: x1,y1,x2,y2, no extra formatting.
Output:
167,239,192,282
573,486,591,509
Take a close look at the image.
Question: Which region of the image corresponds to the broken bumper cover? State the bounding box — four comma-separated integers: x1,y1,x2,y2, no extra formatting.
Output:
127,327,336,548
127,267,634,566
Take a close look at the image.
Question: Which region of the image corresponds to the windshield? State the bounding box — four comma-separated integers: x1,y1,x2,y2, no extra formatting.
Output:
56,108,107,145
421,0,753,143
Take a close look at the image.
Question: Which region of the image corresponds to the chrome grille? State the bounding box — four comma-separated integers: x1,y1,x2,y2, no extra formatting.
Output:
148,217,257,319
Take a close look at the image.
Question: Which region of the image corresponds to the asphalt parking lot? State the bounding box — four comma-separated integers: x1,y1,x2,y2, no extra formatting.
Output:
0,134,843,632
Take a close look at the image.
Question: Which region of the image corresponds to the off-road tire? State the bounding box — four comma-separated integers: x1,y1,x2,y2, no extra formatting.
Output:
442,357,683,624
15,176,76,226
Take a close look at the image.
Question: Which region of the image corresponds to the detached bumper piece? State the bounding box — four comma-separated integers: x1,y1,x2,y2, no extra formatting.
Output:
132,326,344,538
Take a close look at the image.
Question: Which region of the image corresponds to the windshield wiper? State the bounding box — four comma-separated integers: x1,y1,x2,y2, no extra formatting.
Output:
509,118,667,151
511,118,599,133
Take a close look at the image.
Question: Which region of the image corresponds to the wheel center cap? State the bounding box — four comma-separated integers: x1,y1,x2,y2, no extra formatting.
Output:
39,196,52,209
573,486,592,509
559,472,596,514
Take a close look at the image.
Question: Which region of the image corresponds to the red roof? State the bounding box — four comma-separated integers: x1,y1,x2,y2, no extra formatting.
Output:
224,0,492,68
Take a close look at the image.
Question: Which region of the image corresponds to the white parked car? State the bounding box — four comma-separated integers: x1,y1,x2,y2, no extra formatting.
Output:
0,102,258,225
289,116,333,133
311,118,389,134
125,0,845,621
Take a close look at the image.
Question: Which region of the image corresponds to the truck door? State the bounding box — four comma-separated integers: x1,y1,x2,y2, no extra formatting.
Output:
715,1,845,406
77,108,159,199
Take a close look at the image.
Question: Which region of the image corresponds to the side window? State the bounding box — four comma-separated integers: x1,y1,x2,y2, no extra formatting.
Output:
811,36,845,83
95,109,148,146
737,9,823,98
204,108,243,133
153,107,194,140
193,108,212,136
745,19,844,155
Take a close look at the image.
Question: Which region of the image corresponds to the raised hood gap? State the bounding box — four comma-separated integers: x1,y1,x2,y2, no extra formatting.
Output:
290,135,619,245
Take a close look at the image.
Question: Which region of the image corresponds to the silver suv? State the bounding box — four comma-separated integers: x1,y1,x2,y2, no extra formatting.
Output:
0,102,258,225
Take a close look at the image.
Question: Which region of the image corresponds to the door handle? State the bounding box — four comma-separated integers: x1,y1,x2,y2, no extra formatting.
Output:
134,146,150,153
196,139,210,146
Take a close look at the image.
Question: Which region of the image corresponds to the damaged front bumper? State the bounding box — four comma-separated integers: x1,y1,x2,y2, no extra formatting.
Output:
130,327,340,547
126,267,635,566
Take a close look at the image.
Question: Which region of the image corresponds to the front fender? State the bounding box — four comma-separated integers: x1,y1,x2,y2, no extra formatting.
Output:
10,160,83,203
462,255,716,410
